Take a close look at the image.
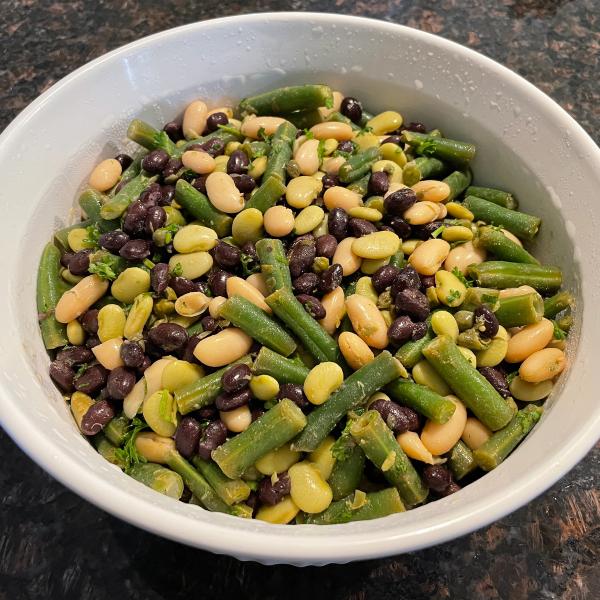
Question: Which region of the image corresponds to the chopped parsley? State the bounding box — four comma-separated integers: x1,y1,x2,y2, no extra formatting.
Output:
88,253,120,281
324,95,334,109
446,289,461,304
317,139,326,161
303,128,315,140
162,223,180,245
83,224,101,247
451,267,473,288
170,262,183,277
115,417,148,472
74,363,88,378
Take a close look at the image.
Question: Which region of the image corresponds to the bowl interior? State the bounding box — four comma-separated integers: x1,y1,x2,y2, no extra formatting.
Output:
0,13,598,565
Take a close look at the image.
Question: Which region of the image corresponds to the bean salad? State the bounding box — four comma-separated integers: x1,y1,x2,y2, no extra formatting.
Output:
37,84,574,524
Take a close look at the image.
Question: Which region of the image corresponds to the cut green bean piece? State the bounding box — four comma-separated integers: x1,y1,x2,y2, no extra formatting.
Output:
468,261,562,294
129,462,184,499
305,488,405,524
328,443,366,501
466,186,518,210
212,399,307,478
78,189,119,232
240,140,271,159
104,415,130,446
37,242,69,349
175,355,253,414
347,173,371,196
100,173,159,220
495,292,544,328
338,147,380,184
93,434,127,469
350,410,428,507
389,250,406,269
266,287,340,363
245,175,287,213
255,238,292,292
292,351,404,453
543,291,575,319
422,335,515,430
239,85,333,116
463,196,540,241
283,109,324,129
402,131,476,166
326,111,361,131
192,457,251,505
252,347,310,385
473,405,543,471
127,119,176,154
219,295,297,356
386,379,456,424
448,440,478,480
174,129,244,157
443,170,472,201
174,179,232,238
476,226,539,265
402,157,447,186
460,287,500,312
263,121,297,182
394,324,434,369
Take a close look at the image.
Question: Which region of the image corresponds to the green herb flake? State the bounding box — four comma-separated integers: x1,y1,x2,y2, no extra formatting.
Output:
88,253,120,281
170,262,183,277
317,139,326,161
74,363,88,378
324,95,334,109
446,289,461,304
83,224,101,247
451,267,473,288
303,128,315,140
114,417,148,472
553,321,567,340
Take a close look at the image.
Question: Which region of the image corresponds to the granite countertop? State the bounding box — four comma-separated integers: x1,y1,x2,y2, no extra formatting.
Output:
1,1,598,598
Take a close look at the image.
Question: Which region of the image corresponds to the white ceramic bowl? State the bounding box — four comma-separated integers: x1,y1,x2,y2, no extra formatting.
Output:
0,12,598,566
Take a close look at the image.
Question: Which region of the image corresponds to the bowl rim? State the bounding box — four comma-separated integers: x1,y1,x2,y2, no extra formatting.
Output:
1,11,599,564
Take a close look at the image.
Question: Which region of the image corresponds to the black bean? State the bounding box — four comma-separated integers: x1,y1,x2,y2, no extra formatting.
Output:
99,230,129,252
189,138,225,158
328,207,349,241
296,294,326,320
337,140,355,154
318,263,344,294
278,383,309,411
197,420,228,460
49,361,75,392
371,265,400,293
142,149,169,174
479,367,511,398
215,388,251,411
340,97,362,123
123,201,149,237
181,334,202,363
388,316,415,346
439,481,461,497
422,464,452,493
138,355,152,374
419,274,436,289
81,309,99,334
120,341,145,368
150,263,170,294
213,241,241,269
368,171,389,196
200,316,218,332
196,406,218,421
315,234,338,260
378,224,395,234
405,121,427,133
160,184,175,206
148,323,188,353
60,252,74,268
145,206,166,235
68,250,90,276
56,346,94,367
119,239,151,261
80,400,115,436
251,408,264,422
293,272,319,295
170,275,199,297
222,364,252,393
226,150,249,175
240,241,257,262
163,121,183,142
412,221,443,240
349,218,377,237
258,472,291,506
114,153,133,170
106,367,136,400
288,233,314,252
289,241,316,278
391,265,421,297
474,306,499,339
411,321,428,341
206,111,229,133
161,157,183,180
389,216,412,238
231,173,256,193
395,287,430,321
384,188,417,216
370,399,420,434
192,176,207,194
85,335,101,349
73,364,108,396
175,416,202,458
208,269,231,297
139,182,163,207
381,135,403,145
321,174,339,191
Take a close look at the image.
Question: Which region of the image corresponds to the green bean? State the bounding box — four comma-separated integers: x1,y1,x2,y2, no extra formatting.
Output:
346,173,371,196
402,157,447,186
53,220,92,253
283,109,324,129
93,435,126,469
240,140,271,159
328,444,366,501
338,146,380,184
463,196,540,241
127,119,176,154
448,440,478,480
252,347,310,385
129,463,184,499
245,175,287,213
255,238,292,292
263,121,297,182
266,287,340,364
326,111,361,131
104,415,130,446
192,457,251,505
543,291,575,319
460,287,500,312
37,242,69,349
350,410,428,507
212,399,307,478
495,291,544,328
174,128,244,157
78,189,118,232
291,351,404,453
394,323,434,369
402,131,476,166
443,170,472,201
239,85,333,116
174,179,232,238
386,379,456,424
100,173,159,220
473,405,543,471
219,295,297,356
466,186,518,210
476,226,539,264
388,250,406,269
305,488,405,524
468,261,562,294
422,335,515,431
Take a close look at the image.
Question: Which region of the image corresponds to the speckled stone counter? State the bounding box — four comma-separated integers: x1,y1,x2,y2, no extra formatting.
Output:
1,1,598,598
